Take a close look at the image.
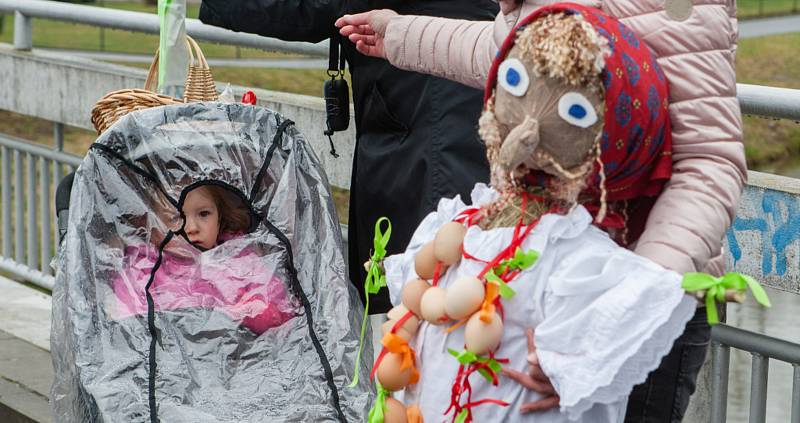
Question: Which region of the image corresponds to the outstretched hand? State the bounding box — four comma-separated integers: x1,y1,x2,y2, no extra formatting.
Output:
501,328,560,413
498,0,524,14
334,10,398,59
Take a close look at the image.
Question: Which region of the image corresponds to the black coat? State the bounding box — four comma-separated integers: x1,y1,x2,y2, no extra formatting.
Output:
200,0,497,313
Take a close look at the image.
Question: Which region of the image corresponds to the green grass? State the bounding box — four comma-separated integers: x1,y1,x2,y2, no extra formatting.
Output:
738,0,799,18
736,33,800,175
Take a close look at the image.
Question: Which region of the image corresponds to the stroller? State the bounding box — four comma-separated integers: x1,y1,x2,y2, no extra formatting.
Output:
51,103,373,422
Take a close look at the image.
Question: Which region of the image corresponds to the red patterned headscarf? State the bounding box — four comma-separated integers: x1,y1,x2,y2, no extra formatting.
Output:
485,3,672,206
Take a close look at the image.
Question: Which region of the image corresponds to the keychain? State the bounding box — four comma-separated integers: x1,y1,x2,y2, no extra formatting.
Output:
323,33,349,158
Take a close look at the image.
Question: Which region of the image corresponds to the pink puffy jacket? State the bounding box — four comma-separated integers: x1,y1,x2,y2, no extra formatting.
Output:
112,243,296,334
383,0,746,275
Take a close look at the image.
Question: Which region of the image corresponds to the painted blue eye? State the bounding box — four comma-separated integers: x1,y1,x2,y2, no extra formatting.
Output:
568,104,587,119
498,58,529,97
558,92,599,128
506,68,521,87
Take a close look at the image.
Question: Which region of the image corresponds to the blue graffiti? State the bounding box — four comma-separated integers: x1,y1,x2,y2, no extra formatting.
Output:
728,189,800,276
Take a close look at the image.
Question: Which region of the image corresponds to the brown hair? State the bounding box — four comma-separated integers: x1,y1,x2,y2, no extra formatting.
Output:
192,185,252,235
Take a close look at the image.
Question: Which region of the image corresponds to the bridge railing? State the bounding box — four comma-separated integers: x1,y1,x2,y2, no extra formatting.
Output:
0,131,80,290
1,1,800,422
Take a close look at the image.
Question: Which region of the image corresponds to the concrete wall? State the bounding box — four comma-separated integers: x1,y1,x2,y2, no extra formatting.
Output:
726,171,800,293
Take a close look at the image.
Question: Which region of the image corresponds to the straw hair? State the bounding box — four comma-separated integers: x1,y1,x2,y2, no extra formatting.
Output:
515,12,608,88
91,36,218,134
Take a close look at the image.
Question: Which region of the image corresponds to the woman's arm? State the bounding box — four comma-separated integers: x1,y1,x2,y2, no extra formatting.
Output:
337,1,601,89
383,15,496,89
199,0,343,43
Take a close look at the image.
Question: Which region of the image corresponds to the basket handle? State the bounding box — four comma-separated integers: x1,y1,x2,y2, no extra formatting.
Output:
144,36,210,94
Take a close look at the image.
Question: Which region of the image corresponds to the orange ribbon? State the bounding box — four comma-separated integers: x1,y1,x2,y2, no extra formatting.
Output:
382,332,421,385
407,405,424,423
479,282,500,323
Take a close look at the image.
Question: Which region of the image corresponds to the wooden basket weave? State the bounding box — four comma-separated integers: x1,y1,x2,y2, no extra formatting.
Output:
91,37,218,134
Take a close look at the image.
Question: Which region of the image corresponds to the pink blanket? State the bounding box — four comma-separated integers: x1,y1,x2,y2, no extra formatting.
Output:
111,243,295,334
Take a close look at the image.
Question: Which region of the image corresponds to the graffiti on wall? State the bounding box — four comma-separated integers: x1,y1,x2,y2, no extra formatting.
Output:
726,186,800,285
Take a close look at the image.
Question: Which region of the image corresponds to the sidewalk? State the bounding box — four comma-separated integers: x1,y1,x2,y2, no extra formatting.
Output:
0,276,52,423
740,14,800,39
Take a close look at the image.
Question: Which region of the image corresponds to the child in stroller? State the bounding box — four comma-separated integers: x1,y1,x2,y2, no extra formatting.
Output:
50,103,372,422
109,184,296,335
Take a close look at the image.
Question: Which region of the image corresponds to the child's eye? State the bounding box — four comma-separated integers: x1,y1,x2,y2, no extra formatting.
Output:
557,92,599,128
498,58,529,97
200,210,212,218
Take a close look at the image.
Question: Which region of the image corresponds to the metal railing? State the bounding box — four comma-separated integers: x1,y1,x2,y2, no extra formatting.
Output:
0,127,81,290
0,0,328,56
711,324,800,422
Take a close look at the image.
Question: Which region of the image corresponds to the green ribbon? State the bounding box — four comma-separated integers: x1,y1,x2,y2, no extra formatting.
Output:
447,349,504,383
681,272,771,325
349,217,392,388
157,0,173,90
484,248,539,299
485,270,516,299
455,409,470,423
367,384,390,423
449,348,478,366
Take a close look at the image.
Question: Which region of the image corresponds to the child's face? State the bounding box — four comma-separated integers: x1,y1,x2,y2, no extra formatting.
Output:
183,187,220,249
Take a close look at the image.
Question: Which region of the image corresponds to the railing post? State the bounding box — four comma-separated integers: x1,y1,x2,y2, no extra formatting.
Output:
53,123,64,152
14,151,24,263
792,365,800,423
1,146,10,258
13,11,33,51
26,153,37,270
53,123,64,254
750,353,769,423
40,158,51,275
711,341,730,423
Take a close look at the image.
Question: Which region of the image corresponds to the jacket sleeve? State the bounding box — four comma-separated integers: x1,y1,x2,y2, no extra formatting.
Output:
199,0,342,43
611,1,747,275
383,15,496,89
382,1,601,89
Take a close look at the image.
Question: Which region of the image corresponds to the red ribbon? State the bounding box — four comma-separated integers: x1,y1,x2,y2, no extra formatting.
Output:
391,310,414,334
432,261,444,287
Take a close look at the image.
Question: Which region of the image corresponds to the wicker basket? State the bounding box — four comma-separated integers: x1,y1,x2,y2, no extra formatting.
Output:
91,37,219,134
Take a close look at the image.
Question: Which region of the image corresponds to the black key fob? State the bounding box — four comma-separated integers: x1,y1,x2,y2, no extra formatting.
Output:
324,78,350,134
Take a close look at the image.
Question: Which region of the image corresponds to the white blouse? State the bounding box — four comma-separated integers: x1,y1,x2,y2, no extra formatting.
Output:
384,184,696,422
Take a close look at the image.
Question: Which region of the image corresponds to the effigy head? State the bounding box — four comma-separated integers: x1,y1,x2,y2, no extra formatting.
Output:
480,3,673,216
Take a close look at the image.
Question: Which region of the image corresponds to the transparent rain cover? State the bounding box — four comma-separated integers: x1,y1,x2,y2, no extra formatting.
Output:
50,103,373,422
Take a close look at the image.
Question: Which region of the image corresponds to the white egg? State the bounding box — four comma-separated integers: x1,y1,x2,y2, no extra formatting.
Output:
401,279,431,317
444,276,485,320
377,352,413,391
464,311,504,356
419,286,450,325
384,397,408,423
433,222,467,265
414,241,440,280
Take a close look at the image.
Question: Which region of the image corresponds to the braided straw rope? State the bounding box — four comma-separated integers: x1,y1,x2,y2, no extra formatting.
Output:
91,36,218,134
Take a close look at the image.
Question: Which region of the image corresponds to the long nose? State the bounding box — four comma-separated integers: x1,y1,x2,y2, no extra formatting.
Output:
498,116,540,174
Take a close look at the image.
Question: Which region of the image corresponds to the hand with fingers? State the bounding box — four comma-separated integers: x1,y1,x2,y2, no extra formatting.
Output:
334,10,399,59
502,328,560,413
498,0,524,14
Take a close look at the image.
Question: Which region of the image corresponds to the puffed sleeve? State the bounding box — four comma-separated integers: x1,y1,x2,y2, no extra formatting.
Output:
533,234,697,420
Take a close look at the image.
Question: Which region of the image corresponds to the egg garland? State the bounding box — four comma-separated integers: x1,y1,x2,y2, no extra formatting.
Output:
368,205,544,423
